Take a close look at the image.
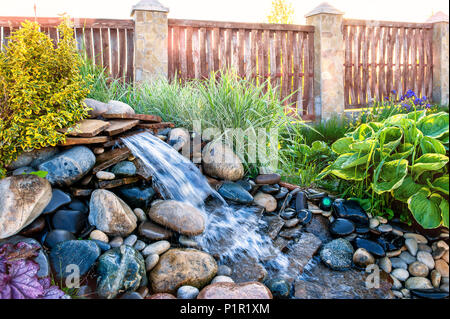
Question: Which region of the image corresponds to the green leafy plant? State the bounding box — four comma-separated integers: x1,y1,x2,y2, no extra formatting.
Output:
318,110,449,229
22,170,48,178
0,19,90,177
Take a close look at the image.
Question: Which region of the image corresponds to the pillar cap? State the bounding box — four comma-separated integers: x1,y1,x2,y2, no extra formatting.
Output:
426,11,449,23
131,0,169,16
305,2,344,18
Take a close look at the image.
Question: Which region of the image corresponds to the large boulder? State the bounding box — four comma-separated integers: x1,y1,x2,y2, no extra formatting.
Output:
105,100,135,115
89,190,137,237
84,98,108,118
149,249,218,294
97,245,147,299
202,142,244,181
148,200,205,236
38,146,95,187
198,282,273,299
49,240,101,279
0,175,52,239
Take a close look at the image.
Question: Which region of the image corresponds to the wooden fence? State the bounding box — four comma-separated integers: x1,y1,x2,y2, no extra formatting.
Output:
343,19,434,108
0,17,135,81
168,19,316,120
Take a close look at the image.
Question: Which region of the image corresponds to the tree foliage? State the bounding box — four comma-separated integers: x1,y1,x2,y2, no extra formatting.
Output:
267,0,295,24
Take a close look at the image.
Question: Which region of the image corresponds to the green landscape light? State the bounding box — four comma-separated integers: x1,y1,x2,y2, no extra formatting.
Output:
319,196,333,211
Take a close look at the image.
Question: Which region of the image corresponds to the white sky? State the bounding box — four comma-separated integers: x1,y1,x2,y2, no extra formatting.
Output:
0,0,448,23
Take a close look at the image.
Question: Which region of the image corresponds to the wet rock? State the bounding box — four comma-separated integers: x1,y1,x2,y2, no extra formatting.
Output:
88,189,137,237
109,237,124,248
198,282,272,299
44,230,76,249
329,218,355,237
97,245,146,299
417,251,435,270
217,265,232,277
19,216,46,237
149,248,218,294
133,208,147,222
353,248,375,267
168,128,190,152
111,161,136,177
138,221,174,241
120,292,143,299
202,142,244,181
142,240,171,256
68,199,88,214
177,286,200,299
105,100,135,115
123,234,138,246
264,278,290,299
50,240,100,279
148,200,205,236
332,199,369,226
431,270,442,288
218,182,253,204
355,237,386,258
404,233,428,244
0,175,52,239
304,215,332,242
0,236,50,278
285,218,300,228
274,187,289,200
134,240,146,251
254,192,277,213
297,209,312,225
43,189,72,215
255,173,281,185
263,215,285,239
279,226,303,239
294,262,394,299
52,210,87,234
378,224,393,233
179,235,200,249
92,240,111,252
12,166,36,176
38,146,95,187
409,261,429,277
320,238,354,271
229,254,268,283
259,185,278,196
405,277,433,290
280,208,297,220
410,289,449,299
432,247,446,260
235,180,253,192
146,293,177,299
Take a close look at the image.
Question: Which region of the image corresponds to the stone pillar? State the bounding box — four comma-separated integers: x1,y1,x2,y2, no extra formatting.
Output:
427,12,449,106
131,0,169,82
306,3,345,121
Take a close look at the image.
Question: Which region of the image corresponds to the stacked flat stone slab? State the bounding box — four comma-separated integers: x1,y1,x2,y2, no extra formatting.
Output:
132,0,169,82
306,2,345,121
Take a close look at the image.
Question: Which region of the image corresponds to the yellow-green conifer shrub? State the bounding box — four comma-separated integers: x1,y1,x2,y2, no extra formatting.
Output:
0,19,90,177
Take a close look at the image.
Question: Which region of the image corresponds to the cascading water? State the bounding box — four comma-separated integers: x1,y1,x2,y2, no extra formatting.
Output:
122,132,290,276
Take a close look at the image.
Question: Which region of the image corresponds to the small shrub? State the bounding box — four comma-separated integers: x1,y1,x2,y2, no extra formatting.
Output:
318,110,449,229
0,19,90,177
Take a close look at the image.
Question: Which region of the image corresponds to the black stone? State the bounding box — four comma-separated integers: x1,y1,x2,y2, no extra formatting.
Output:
52,210,87,234
235,180,253,192
411,289,449,299
20,216,46,237
264,278,291,299
355,226,370,235
43,189,71,214
218,182,254,204
67,199,89,214
274,187,289,200
115,185,156,210
295,192,308,211
330,218,355,237
332,199,369,226
44,230,76,249
281,208,297,220
297,209,312,225
260,184,280,195
120,292,143,299
355,237,386,258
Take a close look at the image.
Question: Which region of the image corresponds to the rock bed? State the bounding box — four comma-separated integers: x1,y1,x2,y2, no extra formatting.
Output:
0,98,449,299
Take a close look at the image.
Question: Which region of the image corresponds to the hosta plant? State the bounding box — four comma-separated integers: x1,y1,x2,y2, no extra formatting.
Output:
317,110,449,229
0,242,67,299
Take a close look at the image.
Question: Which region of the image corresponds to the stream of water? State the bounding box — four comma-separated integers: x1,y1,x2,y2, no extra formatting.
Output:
122,132,290,276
